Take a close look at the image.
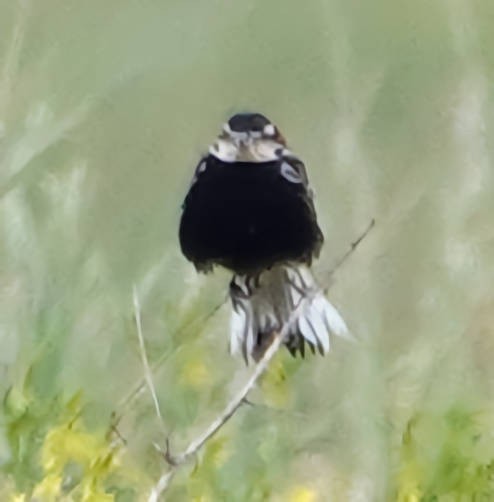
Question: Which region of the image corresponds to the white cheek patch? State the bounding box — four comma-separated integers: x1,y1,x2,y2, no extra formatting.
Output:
280,161,303,183
253,140,283,161
209,139,239,162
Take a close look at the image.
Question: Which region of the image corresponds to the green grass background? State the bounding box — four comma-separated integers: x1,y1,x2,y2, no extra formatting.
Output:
1,0,494,500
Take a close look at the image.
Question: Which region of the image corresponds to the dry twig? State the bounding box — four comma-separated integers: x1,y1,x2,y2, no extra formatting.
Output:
322,218,375,290
130,220,374,501
113,303,222,427
148,290,313,501
115,220,374,424
133,285,165,431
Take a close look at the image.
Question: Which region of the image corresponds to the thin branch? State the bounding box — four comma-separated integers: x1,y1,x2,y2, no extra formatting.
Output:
116,219,375,430
113,302,223,427
322,218,375,290
170,330,287,465
133,285,165,431
147,292,312,501
148,469,175,502
147,220,376,499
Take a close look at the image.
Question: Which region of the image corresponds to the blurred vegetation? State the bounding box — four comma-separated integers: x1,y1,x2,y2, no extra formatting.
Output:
1,0,494,500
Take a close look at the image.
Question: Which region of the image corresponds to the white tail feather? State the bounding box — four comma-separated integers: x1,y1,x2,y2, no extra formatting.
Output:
229,265,349,362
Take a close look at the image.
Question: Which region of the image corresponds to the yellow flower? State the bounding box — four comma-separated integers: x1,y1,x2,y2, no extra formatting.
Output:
396,489,422,502
261,358,291,408
288,485,317,502
42,422,104,473
9,495,27,502
180,357,211,389
31,473,62,500
80,482,115,502
204,435,231,468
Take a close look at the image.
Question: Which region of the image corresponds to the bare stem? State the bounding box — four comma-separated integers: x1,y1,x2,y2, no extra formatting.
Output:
115,221,376,501
133,285,165,432
148,470,175,502
147,292,312,501
113,302,222,427
147,220,376,499
323,218,375,290
115,219,375,427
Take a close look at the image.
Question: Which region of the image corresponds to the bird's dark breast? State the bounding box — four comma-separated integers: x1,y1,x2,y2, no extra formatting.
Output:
179,156,323,274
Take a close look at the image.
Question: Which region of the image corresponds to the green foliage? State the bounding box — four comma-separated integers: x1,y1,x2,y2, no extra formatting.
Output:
396,407,494,500
2,379,147,501
2,0,494,499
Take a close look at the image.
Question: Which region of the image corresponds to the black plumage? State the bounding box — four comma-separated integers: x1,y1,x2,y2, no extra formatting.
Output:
177,113,348,362
179,154,323,275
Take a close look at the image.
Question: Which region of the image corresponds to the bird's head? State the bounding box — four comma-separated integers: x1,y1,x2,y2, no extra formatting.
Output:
209,112,288,163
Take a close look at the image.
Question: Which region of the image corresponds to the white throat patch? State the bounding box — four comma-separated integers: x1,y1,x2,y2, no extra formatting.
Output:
210,137,285,163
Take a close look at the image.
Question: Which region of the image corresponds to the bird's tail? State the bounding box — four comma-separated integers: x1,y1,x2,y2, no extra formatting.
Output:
229,265,350,363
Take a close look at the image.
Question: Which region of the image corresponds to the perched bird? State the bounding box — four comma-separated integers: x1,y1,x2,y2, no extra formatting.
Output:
179,113,348,362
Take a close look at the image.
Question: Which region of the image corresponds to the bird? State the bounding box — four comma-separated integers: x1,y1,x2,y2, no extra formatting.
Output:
179,112,349,363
